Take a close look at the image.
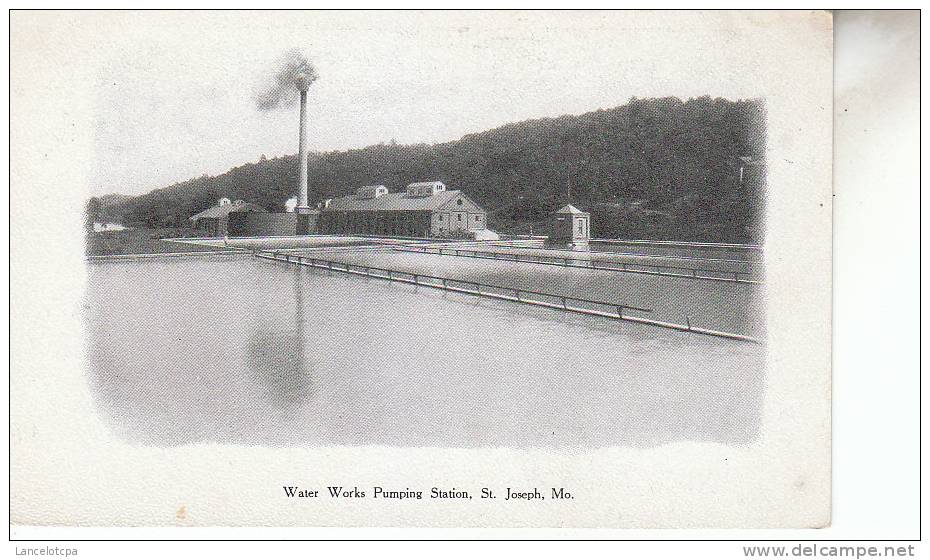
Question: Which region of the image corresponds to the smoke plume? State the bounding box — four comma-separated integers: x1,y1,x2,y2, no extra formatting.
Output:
254,49,319,111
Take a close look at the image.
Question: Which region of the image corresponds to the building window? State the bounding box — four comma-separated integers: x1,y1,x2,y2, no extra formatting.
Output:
438,215,443,221
458,214,462,221
457,199,463,206
476,216,481,222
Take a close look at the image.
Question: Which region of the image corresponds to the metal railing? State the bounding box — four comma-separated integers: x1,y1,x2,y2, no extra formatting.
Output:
483,239,762,265
392,245,761,284
263,250,650,316
256,250,760,343
590,238,762,250
275,244,401,256
86,248,248,261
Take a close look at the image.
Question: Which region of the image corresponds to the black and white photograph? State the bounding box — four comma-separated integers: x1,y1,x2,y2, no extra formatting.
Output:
8,7,920,552
83,33,766,450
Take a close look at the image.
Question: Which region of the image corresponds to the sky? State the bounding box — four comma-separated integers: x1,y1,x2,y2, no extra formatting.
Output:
88,11,780,196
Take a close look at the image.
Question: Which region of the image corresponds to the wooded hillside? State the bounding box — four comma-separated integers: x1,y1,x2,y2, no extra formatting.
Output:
98,96,765,242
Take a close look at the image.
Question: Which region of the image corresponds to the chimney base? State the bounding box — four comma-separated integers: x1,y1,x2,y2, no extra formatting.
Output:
295,211,317,235
295,205,314,214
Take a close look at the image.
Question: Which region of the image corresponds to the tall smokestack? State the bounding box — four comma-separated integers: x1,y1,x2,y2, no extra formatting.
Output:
295,72,311,214
253,49,317,228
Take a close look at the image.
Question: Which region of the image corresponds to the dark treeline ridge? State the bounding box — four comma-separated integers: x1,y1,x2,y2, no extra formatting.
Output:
99,96,766,243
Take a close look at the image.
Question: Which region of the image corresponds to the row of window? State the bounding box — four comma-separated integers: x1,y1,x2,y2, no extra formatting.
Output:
437,214,482,222
319,212,484,236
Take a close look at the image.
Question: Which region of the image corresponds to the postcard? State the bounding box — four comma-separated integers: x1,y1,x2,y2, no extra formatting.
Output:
10,9,832,529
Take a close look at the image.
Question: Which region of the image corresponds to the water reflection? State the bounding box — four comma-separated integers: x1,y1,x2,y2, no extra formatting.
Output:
84,258,764,449
245,267,313,412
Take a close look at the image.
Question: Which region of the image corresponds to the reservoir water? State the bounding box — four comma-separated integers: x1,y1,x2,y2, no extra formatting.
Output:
282,247,764,337
85,255,765,449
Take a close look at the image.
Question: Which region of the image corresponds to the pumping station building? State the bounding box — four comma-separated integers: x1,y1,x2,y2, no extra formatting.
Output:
317,181,490,238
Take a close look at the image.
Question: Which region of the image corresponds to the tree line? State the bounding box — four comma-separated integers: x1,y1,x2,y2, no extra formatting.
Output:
97,96,766,243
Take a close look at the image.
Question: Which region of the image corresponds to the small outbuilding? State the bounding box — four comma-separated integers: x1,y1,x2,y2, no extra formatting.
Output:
549,204,591,245
190,199,268,237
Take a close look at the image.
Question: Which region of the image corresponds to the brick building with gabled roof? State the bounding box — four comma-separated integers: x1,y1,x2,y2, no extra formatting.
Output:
318,181,488,238
189,199,268,237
